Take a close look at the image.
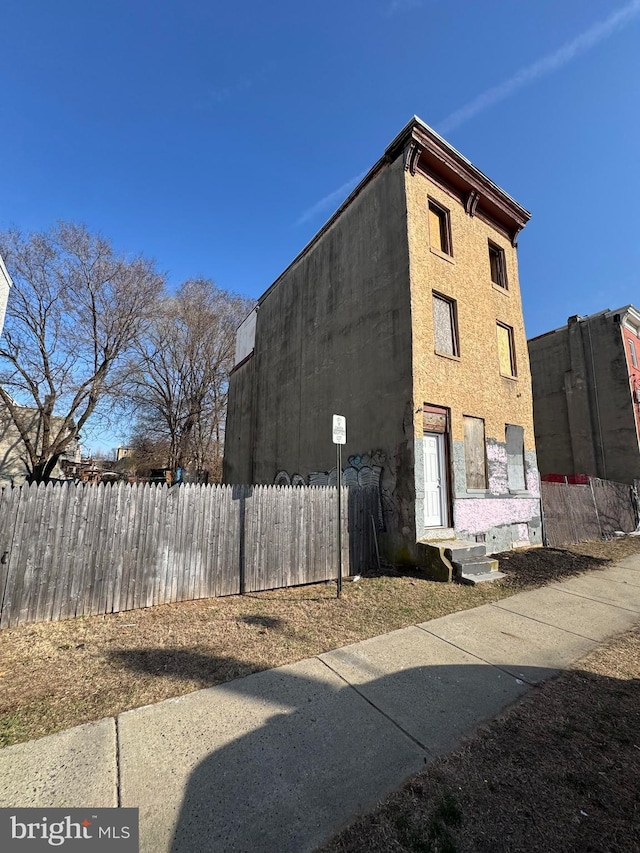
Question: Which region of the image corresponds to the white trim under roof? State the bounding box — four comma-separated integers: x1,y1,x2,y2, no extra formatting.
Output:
0,252,14,338
613,304,640,336
0,253,13,291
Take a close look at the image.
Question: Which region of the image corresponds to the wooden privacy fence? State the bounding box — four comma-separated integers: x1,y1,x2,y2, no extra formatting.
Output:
0,482,380,629
541,477,638,547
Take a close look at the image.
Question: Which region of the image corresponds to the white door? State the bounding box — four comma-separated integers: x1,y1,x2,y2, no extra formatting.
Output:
423,433,447,528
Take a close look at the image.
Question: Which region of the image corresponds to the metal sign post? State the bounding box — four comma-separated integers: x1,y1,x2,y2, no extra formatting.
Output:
332,415,346,599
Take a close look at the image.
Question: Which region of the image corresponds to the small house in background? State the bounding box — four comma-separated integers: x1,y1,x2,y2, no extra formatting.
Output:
223,116,542,579
528,306,640,485
0,396,80,486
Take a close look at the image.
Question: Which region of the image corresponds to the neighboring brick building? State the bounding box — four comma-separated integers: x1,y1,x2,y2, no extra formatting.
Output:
528,306,640,485
224,116,542,576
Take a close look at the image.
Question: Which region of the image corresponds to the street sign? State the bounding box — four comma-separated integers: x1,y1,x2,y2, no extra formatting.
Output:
332,414,346,445
332,415,346,598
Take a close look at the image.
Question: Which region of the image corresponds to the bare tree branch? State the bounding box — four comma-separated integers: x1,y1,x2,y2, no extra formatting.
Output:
0,222,164,482
120,279,251,482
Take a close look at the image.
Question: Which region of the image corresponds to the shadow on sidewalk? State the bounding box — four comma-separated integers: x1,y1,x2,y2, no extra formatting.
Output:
114,647,554,852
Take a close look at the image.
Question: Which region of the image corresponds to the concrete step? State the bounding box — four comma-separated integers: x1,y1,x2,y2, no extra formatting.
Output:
417,539,489,582
453,556,499,575
419,538,487,558
444,541,487,561
458,570,507,585
453,554,503,586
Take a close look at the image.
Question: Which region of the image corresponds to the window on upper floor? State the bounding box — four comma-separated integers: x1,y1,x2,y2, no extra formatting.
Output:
464,416,487,490
428,200,452,256
488,241,508,289
629,339,638,368
506,424,526,491
497,322,517,377
432,293,459,357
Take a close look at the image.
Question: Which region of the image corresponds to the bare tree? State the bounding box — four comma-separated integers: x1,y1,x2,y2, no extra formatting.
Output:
0,223,164,482
123,279,251,481
115,432,171,480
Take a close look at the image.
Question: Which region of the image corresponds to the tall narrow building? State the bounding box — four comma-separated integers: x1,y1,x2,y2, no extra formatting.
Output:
224,117,541,571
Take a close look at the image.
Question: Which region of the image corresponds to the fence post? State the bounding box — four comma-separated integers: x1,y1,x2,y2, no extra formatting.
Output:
589,477,603,539
633,480,640,530
539,488,549,547
238,486,246,595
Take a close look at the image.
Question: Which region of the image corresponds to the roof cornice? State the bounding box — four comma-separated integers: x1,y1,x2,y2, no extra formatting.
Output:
385,116,530,245
258,115,531,308
613,304,640,328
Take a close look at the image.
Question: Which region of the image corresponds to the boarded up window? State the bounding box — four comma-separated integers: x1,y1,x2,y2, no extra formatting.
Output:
506,424,526,491
497,322,516,376
433,293,458,356
234,308,257,365
464,416,487,490
428,201,452,255
423,405,448,433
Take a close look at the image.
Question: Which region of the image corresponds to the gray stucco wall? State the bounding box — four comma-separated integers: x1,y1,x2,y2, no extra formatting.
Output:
224,354,255,485
223,158,416,556
529,325,594,476
529,314,640,483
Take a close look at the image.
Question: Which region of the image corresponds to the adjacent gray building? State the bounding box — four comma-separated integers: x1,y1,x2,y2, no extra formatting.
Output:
528,306,640,485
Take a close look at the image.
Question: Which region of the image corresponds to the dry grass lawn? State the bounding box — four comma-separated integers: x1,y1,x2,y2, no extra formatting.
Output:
321,625,640,853
1,536,639,749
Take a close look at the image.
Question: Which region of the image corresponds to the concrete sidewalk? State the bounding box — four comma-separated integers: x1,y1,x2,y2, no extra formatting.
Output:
2,556,640,852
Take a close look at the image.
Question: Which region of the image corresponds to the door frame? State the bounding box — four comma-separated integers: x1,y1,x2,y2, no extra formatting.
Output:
423,431,450,528
421,403,452,530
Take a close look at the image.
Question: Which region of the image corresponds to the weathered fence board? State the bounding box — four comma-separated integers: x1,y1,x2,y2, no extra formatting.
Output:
348,487,379,573
0,481,377,628
541,478,637,547
590,477,636,537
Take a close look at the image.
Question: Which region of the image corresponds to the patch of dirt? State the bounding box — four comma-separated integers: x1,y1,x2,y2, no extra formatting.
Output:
495,546,609,589
321,627,640,853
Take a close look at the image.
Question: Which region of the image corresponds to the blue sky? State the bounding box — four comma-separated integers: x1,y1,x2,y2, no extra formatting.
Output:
2,1,639,448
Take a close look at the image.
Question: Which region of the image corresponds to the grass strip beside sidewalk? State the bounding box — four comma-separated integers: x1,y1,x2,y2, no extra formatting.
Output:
320,625,640,853
1,537,639,748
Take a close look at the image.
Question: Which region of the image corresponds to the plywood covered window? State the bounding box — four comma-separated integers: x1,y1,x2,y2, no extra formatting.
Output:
464,416,487,490
506,424,526,491
428,200,452,256
497,322,517,377
423,404,449,433
488,241,508,289
433,293,458,356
